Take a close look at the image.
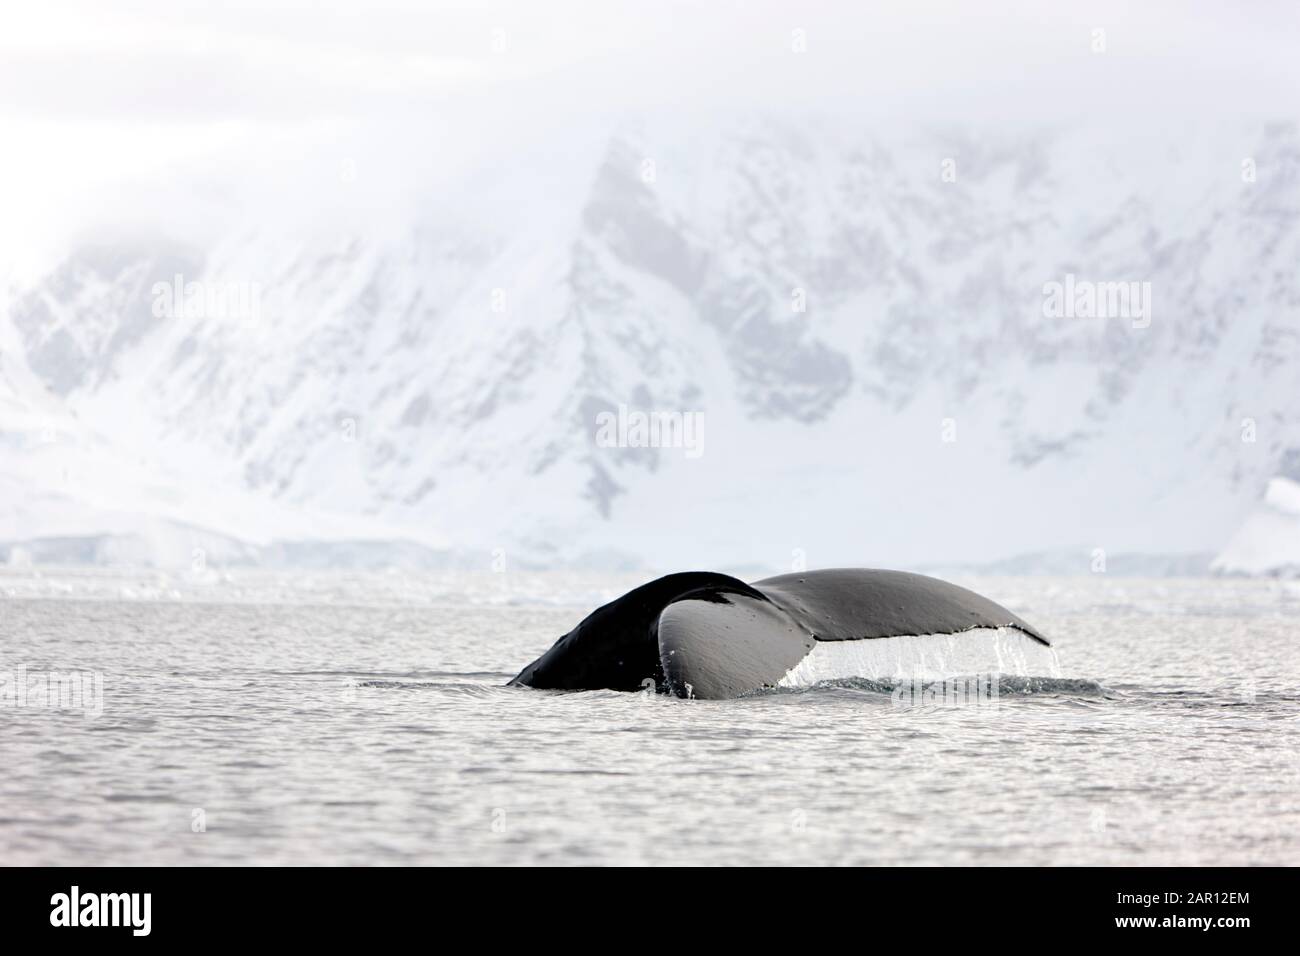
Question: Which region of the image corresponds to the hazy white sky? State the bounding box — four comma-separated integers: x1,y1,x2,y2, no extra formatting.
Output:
1,1,1296,264
4,1,1296,119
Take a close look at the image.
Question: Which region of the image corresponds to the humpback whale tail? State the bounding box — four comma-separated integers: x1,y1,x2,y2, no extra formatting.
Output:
510,568,1049,700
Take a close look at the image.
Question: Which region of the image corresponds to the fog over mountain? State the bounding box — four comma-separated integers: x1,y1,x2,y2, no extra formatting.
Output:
2,2,1297,572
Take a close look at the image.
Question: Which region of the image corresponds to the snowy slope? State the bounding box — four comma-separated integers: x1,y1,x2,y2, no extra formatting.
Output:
3,118,1299,570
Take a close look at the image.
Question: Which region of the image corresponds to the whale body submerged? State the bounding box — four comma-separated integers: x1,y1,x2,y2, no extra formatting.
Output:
509,568,1049,699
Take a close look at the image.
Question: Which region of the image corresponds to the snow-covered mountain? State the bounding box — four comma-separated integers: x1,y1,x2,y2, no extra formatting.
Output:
3,118,1299,571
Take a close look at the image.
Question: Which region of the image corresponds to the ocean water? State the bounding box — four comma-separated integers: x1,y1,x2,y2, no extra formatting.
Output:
2,568,1298,866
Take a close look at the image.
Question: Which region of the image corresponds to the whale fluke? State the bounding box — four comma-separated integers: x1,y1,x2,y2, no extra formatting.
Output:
658,592,813,699
509,568,1049,700
753,568,1048,644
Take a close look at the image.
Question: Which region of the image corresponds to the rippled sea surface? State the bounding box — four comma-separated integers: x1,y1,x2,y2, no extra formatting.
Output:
2,569,1298,865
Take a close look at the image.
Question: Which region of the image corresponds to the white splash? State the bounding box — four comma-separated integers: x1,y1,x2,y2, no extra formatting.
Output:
776,627,1061,688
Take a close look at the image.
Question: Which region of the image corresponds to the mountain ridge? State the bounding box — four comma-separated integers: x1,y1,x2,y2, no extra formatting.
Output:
3,119,1298,570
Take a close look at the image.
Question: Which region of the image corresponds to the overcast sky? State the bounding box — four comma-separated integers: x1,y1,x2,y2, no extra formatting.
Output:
1,1,1297,264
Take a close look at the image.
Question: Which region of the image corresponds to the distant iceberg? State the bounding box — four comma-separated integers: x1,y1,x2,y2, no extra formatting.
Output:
1212,477,1300,577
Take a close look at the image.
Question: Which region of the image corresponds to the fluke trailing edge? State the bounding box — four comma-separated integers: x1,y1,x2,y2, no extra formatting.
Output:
509,568,1049,700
